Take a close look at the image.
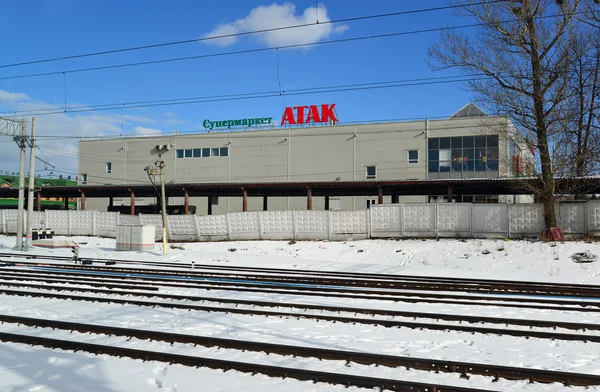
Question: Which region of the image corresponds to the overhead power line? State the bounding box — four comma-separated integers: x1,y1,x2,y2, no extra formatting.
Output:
0,0,508,70
0,75,487,118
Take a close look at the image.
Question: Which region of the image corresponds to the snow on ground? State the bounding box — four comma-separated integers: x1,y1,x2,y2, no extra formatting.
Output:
2,235,598,284
1,235,600,391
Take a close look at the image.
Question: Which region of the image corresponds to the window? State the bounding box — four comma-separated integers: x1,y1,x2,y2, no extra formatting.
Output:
407,150,419,164
105,162,112,174
184,149,193,158
202,148,210,157
81,174,87,185
366,166,377,179
428,135,499,174
176,149,184,159
220,147,229,157
211,148,220,157
193,149,201,158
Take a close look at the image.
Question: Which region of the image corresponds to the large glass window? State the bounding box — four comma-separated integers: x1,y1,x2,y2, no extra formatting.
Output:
428,135,499,174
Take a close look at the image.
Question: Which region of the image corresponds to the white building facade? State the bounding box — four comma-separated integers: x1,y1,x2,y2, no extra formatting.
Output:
77,103,532,214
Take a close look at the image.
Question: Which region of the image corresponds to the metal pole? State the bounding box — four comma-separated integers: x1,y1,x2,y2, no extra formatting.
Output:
13,119,27,250
25,117,36,250
159,156,168,255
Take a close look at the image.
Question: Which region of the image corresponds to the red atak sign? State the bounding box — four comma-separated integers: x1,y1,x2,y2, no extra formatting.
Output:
281,104,338,126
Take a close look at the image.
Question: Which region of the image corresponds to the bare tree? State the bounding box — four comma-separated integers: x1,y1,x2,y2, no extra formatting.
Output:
428,0,585,228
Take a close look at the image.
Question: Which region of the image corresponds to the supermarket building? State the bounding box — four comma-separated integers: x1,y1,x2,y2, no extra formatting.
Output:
77,103,533,214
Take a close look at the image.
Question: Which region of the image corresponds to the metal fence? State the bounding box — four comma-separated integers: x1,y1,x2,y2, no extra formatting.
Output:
1,201,599,241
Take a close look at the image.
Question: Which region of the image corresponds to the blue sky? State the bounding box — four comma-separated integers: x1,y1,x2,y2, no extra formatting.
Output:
0,0,476,174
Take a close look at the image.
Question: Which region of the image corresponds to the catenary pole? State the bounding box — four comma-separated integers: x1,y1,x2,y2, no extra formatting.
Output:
13,119,27,250
25,117,36,250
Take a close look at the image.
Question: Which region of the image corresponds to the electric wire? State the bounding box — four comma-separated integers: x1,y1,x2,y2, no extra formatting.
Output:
0,76,486,118
0,0,509,70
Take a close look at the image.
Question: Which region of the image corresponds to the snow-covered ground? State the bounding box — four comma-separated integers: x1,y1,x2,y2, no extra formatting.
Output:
1,235,600,391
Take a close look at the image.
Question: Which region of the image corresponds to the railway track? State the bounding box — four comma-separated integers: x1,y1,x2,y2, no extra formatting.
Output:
2,286,600,343
0,330,495,392
2,276,600,332
4,257,600,298
4,251,600,297
1,314,599,387
3,267,600,313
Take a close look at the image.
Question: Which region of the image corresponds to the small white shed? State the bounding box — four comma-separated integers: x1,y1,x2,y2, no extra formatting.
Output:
116,224,155,251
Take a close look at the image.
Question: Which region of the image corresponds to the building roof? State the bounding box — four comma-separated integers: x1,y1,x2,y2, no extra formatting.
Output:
1,177,599,199
450,102,487,119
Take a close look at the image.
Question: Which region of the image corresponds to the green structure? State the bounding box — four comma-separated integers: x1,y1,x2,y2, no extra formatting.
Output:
0,175,77,210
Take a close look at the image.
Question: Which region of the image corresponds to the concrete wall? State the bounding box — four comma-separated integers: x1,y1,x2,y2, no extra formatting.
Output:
3,201,597,241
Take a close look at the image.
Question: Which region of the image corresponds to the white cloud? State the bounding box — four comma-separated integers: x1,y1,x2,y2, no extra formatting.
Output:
0,94,166,177
203,3,348,48
0,89,29,103
133,126,163,136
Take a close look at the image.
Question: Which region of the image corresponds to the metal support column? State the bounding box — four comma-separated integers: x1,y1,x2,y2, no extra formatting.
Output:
325,196,330,211
184,190,189,215
392,194,399,204
208,196,213,216
307,187,313,210
447,185,453,202
64,196,69,211
80,191,86,211
242,188,248,212
36,192,41,212
109,197,113,208
263,196,268,211
130,190,135,215
378,187,384,204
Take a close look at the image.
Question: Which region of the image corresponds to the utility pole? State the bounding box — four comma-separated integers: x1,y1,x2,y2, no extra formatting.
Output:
144,146,171,255
25,117,36,250
158,155,168,256
13,119,27,251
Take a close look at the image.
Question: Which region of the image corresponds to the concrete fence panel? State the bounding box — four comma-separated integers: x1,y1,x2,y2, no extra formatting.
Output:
228,211,260,240
331,210,368,240
117,214,142,226
295,210,328,240
557,203,586,235
588,201,600,236
2,210,18,234
167,215,197,242
437,204,471,238
70,211,94,236
472,204,508,237
403,204,436,237
195,214,228,241
370,205,402,238
509,204,545,237
260,211,293,240
46,210,69,235
95,212,118,237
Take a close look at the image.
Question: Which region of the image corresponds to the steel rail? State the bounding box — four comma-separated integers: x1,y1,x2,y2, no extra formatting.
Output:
0,331,496,392
5,258,600,297
1,275,600,331
3,269,600,313
4,251,600,293
0,274,158,291
1,287,599,343
1,314,599,386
